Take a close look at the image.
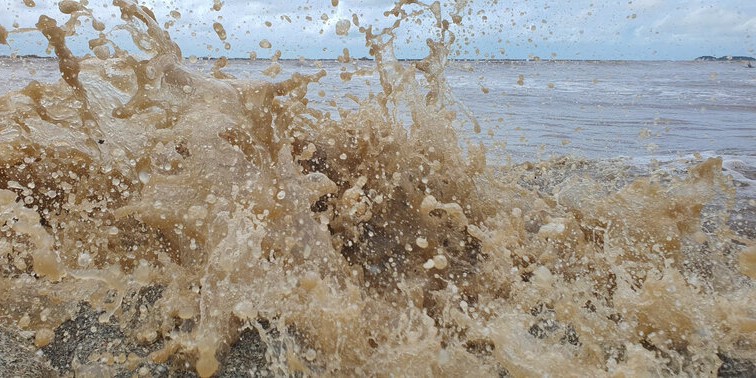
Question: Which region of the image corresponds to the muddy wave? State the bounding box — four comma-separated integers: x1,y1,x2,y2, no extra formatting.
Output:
0,1,754,376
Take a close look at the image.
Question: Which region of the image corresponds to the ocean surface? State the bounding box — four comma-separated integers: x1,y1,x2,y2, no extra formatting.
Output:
3,57,753,199
3,58,754,161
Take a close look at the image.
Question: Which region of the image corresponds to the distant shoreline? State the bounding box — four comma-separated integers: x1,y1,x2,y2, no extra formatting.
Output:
694,55,756,62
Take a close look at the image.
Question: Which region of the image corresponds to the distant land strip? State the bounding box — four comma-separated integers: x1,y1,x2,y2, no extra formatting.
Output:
695,55,755,62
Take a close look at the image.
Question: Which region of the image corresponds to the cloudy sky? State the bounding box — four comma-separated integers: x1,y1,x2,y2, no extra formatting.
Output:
0,0,754,60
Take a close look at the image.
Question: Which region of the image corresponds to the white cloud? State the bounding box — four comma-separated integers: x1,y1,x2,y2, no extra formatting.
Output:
0,0,753,59
654,6,756,36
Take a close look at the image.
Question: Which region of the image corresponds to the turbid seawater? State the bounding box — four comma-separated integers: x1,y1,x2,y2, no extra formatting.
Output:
0,1,754,377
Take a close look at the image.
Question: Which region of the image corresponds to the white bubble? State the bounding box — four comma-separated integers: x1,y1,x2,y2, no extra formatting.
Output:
423,259,435,270
77,252,92,267
416,237,428,249
138,170,151,184
433,254,448,270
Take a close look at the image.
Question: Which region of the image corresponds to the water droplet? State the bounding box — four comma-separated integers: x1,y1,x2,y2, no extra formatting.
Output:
423,259,435,270
416,237,428,249
78,252,92,267
433,255,448,270
138,170,151,184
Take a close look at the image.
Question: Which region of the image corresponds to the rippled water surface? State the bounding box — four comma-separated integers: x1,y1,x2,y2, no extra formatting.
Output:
4,57,753,161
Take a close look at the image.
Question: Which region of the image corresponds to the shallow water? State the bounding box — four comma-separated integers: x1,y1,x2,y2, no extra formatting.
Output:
0,1,754,377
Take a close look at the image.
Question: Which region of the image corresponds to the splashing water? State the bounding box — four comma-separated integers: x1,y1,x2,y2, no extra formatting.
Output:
0,0,754,376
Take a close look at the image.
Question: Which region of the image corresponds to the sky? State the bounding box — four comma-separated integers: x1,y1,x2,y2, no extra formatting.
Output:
0,0,754,60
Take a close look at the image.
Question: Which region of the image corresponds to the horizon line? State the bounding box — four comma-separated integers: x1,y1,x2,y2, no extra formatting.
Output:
1,54,754,63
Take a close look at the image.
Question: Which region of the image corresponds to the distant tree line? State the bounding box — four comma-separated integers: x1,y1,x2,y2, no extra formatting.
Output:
695,55,755,62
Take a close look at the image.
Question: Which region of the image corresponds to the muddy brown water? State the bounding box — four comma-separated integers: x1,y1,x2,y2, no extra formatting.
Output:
0,1,754,376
